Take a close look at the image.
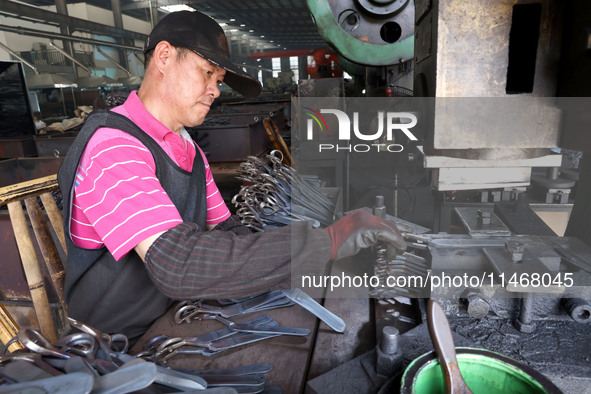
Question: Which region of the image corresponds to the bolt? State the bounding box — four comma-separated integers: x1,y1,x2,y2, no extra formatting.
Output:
562,298,591,324
376,325,402,376
374,195,386,218
514,295,536,333
476,210,491,226
505,241,525,262
380,326,399,354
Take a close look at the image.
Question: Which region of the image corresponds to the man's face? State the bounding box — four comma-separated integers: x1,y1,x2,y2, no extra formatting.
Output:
165,48,226,129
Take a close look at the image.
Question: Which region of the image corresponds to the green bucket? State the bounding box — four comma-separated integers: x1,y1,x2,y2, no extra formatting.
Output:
400,348,563,394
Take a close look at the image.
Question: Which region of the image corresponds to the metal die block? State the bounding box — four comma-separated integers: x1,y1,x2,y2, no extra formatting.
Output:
454,207,511,237
433,167,531,191
483,247,564,294
432,99,561,150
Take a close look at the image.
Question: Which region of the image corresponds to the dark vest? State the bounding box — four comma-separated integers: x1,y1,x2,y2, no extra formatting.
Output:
57,110,207,341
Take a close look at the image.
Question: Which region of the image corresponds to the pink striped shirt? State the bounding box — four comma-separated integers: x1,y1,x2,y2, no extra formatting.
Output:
71,91,230,261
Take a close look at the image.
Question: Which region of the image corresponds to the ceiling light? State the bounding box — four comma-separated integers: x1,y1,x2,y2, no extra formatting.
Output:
260,35,265,38
219,22,227,27
159,4,195,12
230,18,236,21
249,30,254,33
240,24,246,27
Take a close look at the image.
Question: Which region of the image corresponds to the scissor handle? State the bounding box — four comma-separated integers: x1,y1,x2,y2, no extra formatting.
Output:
17,328,69,359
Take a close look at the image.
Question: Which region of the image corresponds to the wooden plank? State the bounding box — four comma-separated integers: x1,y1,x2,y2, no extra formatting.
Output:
132,303,319,393
6,201,58,343
24,197,68,314
40,192,67,254
0,302,25,353
0,175,58,206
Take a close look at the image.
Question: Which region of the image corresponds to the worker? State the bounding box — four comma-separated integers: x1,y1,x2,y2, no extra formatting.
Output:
57,10,408,342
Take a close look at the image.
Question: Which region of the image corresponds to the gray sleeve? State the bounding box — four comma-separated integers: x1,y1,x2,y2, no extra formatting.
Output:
211,214,253,235
143,221,332,300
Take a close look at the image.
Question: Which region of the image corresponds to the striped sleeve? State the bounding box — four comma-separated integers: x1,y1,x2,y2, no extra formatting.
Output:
144,221,332,300
197,147,231,226
74,137,183,260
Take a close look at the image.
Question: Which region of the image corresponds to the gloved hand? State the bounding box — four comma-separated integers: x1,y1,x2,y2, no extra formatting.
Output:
324,210,408,260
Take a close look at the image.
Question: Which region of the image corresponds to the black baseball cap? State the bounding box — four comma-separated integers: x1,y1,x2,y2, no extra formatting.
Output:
144,10,261,98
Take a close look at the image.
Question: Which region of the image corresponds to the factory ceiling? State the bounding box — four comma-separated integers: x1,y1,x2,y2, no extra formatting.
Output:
4,0,329,55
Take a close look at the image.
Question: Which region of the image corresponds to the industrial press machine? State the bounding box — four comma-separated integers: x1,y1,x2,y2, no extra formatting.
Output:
300,0,591,392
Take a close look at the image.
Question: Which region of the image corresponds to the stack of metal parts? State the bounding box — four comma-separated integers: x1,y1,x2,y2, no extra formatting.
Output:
367,196,432,299
0,317,277,393
232,151,336,231
369,248,430,299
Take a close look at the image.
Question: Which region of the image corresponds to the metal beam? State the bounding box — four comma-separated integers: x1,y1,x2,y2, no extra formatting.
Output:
0,0,147,42
122,0,177,10
54,0,77,76
0,42,39,74
110,0,129,71
0,24,142,52
49,40,92,74
96,46,132,77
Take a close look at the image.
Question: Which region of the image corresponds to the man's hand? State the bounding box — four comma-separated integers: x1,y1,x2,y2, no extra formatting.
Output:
324,210,407,260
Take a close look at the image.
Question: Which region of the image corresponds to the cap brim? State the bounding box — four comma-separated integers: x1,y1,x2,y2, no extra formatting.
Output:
192,49,262,98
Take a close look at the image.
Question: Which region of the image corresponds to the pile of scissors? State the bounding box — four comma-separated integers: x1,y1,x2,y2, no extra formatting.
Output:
0,317,278,393
174,290,294,324
139,313,309,364
232,151,336,232
137,291,310,366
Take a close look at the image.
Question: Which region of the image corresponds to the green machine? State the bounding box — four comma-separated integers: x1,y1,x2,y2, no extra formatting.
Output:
307,0,414,79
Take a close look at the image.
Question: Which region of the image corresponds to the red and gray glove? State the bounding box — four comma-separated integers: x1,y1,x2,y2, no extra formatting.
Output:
324,210,408,260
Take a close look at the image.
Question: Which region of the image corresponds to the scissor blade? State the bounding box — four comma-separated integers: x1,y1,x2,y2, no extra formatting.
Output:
154,367,208,391
0,372,93,394
176,362,273,377
233,324,310,336
220,291,286,317
93,362,156,394
204,374,266,387
208,332,281,352
282,289,346,333
195,315,272,344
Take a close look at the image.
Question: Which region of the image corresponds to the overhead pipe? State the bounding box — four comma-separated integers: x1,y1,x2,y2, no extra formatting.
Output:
95,46,132,77
49,40,92,75
0,0,146,42
0,41,39,74
0,24,142,52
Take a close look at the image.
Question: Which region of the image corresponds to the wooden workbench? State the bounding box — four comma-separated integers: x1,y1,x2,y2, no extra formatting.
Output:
131,258,377,393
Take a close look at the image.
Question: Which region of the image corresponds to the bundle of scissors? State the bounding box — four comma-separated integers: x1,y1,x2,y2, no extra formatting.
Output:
232,150,336,232
174,290,295,324
0,317,277,393
136,291,309,366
